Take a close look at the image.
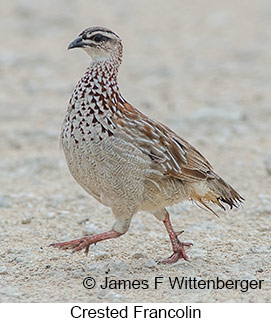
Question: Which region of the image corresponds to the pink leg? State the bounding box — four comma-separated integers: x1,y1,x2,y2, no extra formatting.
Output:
49,230,123,256
159,212,193,264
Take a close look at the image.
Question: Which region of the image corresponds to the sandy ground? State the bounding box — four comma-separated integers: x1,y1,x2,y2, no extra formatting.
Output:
0,0,271,303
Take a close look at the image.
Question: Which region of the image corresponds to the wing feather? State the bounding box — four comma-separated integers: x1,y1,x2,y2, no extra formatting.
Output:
114,101,214,182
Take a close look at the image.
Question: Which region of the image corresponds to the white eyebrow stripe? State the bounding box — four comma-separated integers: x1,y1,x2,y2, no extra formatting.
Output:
83,29,120,40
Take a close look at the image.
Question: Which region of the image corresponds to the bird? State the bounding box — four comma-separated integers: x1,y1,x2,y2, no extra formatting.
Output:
50,26,244,264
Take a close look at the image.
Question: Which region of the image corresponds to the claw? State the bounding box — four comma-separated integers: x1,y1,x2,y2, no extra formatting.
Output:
175,230,184,237
158,241,193,264
85,245,90,255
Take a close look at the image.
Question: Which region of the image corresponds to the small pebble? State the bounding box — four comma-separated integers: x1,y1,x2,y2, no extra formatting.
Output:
132,252,147,259
0,266,7,274
49,256,59,261
77,216,89,224
47,212,56,219
144,259,157,268
249,246,270,254
256,268,264,273
21,217,32,224
97,289,107,299
71,270,84,279
85,263,99,272
106,292,124,302
13,257,25,263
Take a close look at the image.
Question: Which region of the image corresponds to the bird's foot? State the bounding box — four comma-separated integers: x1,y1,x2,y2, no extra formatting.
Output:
158,239,193,264
159,210,193,264
49,230,122,256
49,236,94,255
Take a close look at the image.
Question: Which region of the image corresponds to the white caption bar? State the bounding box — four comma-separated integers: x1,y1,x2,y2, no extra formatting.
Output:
1,303,270,322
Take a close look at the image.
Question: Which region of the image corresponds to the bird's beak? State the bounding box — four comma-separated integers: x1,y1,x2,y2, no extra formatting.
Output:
68,36,84,50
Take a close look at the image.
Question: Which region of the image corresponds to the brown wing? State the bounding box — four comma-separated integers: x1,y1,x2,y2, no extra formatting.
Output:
114,100,215,182
113,99,244,213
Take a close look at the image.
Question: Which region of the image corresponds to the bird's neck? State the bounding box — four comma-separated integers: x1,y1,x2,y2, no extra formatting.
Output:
86,58,121,99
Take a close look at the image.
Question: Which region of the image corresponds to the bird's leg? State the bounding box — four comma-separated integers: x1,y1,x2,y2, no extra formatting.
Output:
158,211,193,264
49,230,123,256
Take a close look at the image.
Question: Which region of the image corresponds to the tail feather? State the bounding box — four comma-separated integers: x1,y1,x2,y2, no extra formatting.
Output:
191,173,244,216
213,175,244,209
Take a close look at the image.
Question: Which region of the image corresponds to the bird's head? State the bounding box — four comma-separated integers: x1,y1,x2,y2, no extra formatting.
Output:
68,26,122,63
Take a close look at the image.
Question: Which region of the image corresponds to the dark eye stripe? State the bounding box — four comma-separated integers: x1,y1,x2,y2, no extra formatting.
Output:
90,34,109,42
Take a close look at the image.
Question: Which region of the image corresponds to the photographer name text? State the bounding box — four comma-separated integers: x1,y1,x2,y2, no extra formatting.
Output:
83,276,264,293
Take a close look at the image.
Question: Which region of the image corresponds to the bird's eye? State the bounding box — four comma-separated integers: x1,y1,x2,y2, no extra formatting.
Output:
92,34,104,42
